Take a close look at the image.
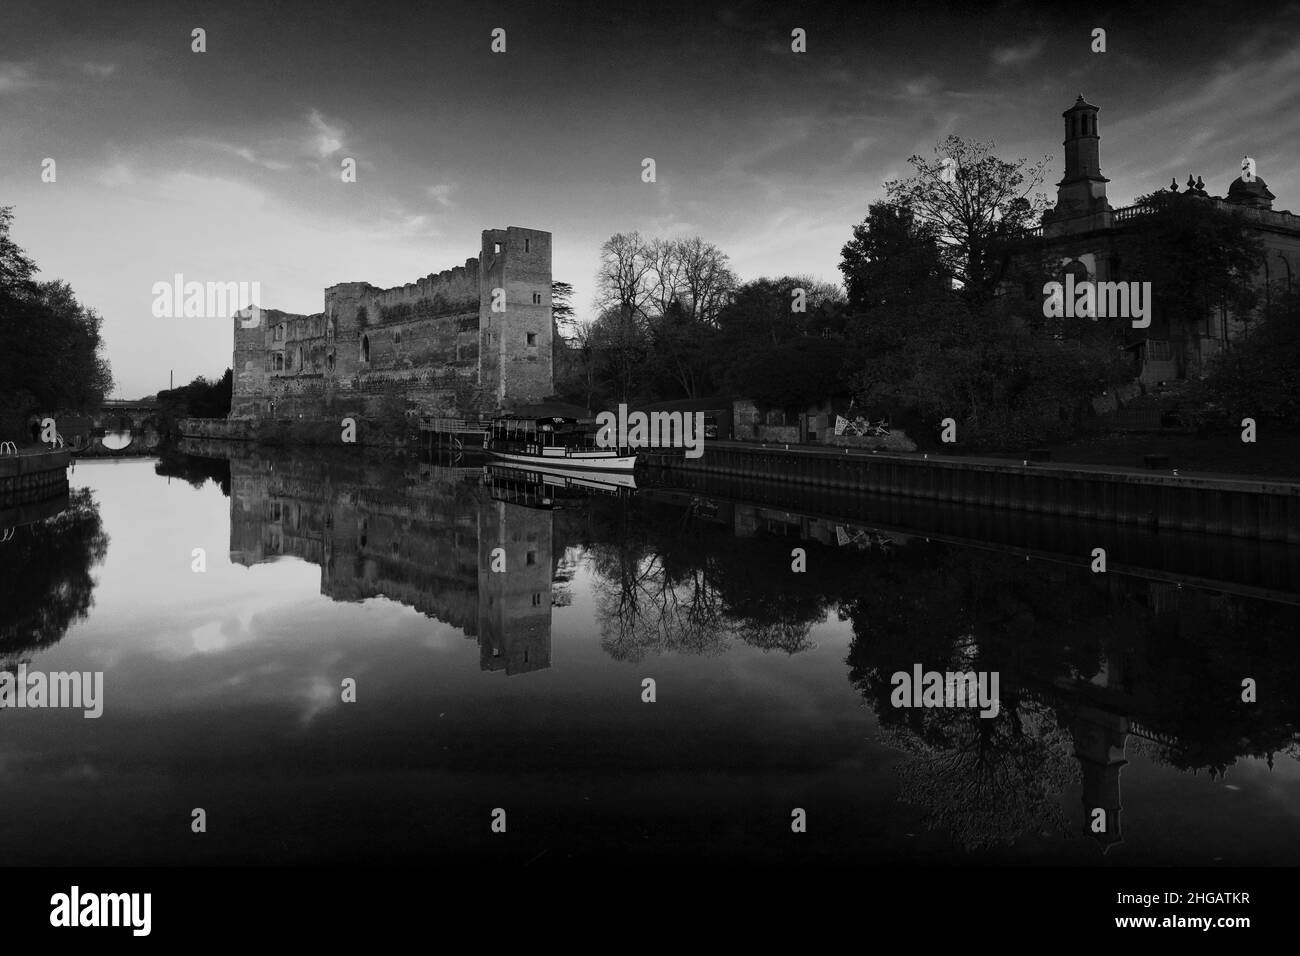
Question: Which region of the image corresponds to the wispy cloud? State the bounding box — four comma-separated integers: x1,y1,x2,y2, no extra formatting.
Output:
0,61,38,94
95,162,135,187
991,39,1045,66
426,183,455,206
902,75,942,98
308,109,345,158
79,61,117,79
222,143,293,171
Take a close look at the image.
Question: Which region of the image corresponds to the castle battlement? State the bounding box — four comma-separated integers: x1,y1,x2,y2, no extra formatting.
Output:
231,227,553,424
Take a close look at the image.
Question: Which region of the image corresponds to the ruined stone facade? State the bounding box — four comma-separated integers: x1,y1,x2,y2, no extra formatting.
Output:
231,227,552,420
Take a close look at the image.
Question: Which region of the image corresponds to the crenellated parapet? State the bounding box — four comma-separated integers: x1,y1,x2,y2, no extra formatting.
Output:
230,227,552,423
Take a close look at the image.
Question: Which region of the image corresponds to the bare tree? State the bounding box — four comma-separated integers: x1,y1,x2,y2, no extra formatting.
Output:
675,236,738,324
645,237,686,319
642,236,738,324
595,232,654,325
601,232,738,328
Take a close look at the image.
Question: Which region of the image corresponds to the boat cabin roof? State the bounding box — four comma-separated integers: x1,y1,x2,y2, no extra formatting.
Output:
491,416,582,431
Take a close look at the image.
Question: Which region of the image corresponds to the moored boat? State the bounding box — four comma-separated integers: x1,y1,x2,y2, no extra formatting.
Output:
485,415,636,471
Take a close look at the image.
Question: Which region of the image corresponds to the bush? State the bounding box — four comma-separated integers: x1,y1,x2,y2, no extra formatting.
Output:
1193,291,1300,429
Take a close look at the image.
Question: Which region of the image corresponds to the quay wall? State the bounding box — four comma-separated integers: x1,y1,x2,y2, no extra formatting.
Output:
638,443,1300,543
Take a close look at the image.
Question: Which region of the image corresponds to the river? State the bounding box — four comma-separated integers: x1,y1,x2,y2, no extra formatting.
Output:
1,446,1297,867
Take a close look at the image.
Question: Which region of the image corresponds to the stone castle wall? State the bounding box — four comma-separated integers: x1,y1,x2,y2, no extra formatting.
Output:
231,227,552,422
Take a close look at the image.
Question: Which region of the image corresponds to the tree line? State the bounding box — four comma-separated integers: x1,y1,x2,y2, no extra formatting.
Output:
0,206,114,441
554,134,1292,450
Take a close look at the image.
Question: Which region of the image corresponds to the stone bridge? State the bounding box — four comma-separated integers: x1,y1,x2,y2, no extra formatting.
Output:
28,400,165,455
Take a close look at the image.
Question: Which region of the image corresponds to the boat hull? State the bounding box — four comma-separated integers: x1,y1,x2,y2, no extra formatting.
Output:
489,449,636,472
487,462,638,491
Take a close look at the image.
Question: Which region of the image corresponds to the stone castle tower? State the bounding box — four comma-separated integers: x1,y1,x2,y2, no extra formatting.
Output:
230,226,552,421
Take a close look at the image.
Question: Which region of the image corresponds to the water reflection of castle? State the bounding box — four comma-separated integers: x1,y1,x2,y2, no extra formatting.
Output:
227,454,555,675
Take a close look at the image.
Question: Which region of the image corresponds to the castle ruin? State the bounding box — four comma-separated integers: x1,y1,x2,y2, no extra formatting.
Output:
230,226,552,422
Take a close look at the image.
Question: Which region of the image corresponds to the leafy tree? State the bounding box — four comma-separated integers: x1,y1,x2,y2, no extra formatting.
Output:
585,307,649,403
851,297,1127,449
0,206,38,294
1,210,114,437
1193,289,1300,427
716,275,841,350
551,280,577,341
645,300,720,399
157,369,232,420
840,200,950,311
886,136,1051,305
727,334,854,413
1117,190,1265,349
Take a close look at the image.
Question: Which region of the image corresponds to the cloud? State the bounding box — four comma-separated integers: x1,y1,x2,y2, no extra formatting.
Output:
1103,35,1300,200
222,143,293,171
0,61,38,94
363,208,441,241
95,162,135,187
426,183,455,206
991,39,1045,66
79,62,117,79
308,109,345,158
902,75,942,98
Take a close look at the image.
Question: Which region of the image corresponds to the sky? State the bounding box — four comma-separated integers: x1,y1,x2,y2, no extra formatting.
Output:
2,0,1298,399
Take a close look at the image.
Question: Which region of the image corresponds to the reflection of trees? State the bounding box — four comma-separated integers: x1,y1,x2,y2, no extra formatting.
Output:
843,542,1127,849
841,537,1300,847
0,489,109,661
881,698,1078,850
153,449,232,496
1132,591,1300,777
591,549,731,662
583,497,876,662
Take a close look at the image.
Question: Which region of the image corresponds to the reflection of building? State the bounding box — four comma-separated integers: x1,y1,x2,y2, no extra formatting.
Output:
1070,705,1128,852
478,500,553,675
226,450,553,675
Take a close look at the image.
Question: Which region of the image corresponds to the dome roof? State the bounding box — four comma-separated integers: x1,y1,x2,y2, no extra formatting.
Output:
1227,176,1275,207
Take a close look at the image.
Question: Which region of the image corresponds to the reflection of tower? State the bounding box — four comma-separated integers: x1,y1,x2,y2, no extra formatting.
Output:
1071,707,1128,852
477,499,553,674
1071,646,1130,853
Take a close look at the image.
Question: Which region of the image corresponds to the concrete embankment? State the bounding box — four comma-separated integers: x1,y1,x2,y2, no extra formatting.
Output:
638,441,1300,543
0,448,71,509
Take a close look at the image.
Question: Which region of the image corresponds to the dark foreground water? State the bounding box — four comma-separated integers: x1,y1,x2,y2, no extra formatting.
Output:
1,447,1298,867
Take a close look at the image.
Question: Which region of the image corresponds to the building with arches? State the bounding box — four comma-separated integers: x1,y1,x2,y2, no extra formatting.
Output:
1028,96,1300,384
230,226,553,421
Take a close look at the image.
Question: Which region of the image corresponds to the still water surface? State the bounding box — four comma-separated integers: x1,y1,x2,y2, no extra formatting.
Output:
1,449,1297,867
